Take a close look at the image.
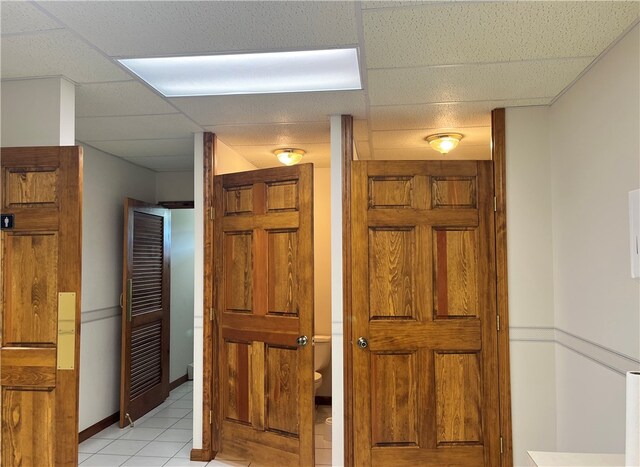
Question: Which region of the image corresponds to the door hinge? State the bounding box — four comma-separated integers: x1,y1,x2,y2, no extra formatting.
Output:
209,410,213,425
494,196,498,212
500,436,504,454
208,207,215,220
497,314,501,331
209,307,214,321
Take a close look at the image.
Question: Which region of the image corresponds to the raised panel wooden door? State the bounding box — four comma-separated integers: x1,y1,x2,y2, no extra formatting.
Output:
214,164,314,466
120,199,170,426
352,161,500,466
0,146,83,466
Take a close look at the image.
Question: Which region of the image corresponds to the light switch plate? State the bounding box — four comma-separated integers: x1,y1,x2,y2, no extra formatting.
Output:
630,189,640,279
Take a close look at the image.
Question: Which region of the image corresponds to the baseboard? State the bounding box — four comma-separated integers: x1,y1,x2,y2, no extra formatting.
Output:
79,411,119,443
315,396,332,406
170,373,189,391
190,448,211,461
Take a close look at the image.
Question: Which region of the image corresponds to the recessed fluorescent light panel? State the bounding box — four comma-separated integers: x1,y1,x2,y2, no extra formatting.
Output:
118,48,362,97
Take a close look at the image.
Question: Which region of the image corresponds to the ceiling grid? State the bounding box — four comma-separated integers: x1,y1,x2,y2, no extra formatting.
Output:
1,1,637,170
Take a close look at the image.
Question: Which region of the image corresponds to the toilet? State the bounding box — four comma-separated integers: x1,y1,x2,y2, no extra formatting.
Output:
313,335,331,395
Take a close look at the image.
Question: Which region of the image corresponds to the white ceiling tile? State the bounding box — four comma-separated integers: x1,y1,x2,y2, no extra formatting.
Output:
1,1,62,34
363,2,639,68
372,145,491,161
0,29,130,82
76,81,177,117
368,58,593,106
232,143,331,169
37,1,359,57
124,155,194,172
171,91,367,125
76,114,202,141
361,1,436,10
83,138,193,159
372,127,490,149
369,99,550,131
208,122,329,147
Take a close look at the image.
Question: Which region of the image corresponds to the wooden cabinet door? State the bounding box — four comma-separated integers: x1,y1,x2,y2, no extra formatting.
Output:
0,146,83,467
351,161,500,466
214,164,314,466
120,199,170,426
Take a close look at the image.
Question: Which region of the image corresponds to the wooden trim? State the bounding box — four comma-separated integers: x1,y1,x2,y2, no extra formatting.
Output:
158,200,194,209
58,146,83,466
201,132,216,461
315,396,332,406
190,449,210,461
341,115,355,467
78,412,119,443
170,374,189,391
492,108,514,467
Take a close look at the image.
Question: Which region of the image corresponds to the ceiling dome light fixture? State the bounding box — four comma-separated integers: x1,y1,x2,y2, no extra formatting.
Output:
425,133,463,155
274,148,305,166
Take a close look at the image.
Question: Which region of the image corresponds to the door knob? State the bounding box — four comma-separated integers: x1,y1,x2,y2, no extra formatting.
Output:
297,335,308,347
357,337,368,349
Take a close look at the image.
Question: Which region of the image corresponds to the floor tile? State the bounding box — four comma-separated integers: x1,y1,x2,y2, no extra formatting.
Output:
99,439,149,456
119,427,165,441
171,418,192,430
168,399,193,409
122,456,171,466
173,441,192,459
164,459,207,467
81,453,131,466
79,437,114,453
155,428,192,443
136,441,185,458
92,423,128,440
78,452,93,463
138,418,182,429
315,448,332,466
155,408,191,418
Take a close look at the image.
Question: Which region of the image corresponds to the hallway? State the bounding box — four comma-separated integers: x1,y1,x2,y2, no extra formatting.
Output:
79,381,332,466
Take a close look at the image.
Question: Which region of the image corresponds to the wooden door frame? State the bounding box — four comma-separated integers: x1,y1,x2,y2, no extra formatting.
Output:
491,108,513,466
193,132,217,462
341,109,513,467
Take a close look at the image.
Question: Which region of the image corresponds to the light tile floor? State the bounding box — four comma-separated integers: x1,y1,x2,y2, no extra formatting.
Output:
81,381,333,466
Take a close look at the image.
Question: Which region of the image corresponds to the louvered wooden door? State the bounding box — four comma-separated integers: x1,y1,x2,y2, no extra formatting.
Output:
120,198,170,427
0,146,82,466
351,161,501,466
213,164,314,466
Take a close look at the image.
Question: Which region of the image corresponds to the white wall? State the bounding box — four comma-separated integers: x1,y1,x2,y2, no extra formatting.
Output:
80,144,157,430
215,139,258,174
329,115,345,466
505,106,557,466
314,168,332,397
550,24,640,454
505,24,640,463
1,77,75,146
156,171,195,202
169,209,195,382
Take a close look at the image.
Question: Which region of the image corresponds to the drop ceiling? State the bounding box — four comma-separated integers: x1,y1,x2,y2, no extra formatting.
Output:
1,1,638,171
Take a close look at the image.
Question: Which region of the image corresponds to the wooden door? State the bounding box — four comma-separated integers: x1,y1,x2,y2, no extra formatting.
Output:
120,198,170,427
0,146,82,466
213,164,314,466
351,160,500,466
